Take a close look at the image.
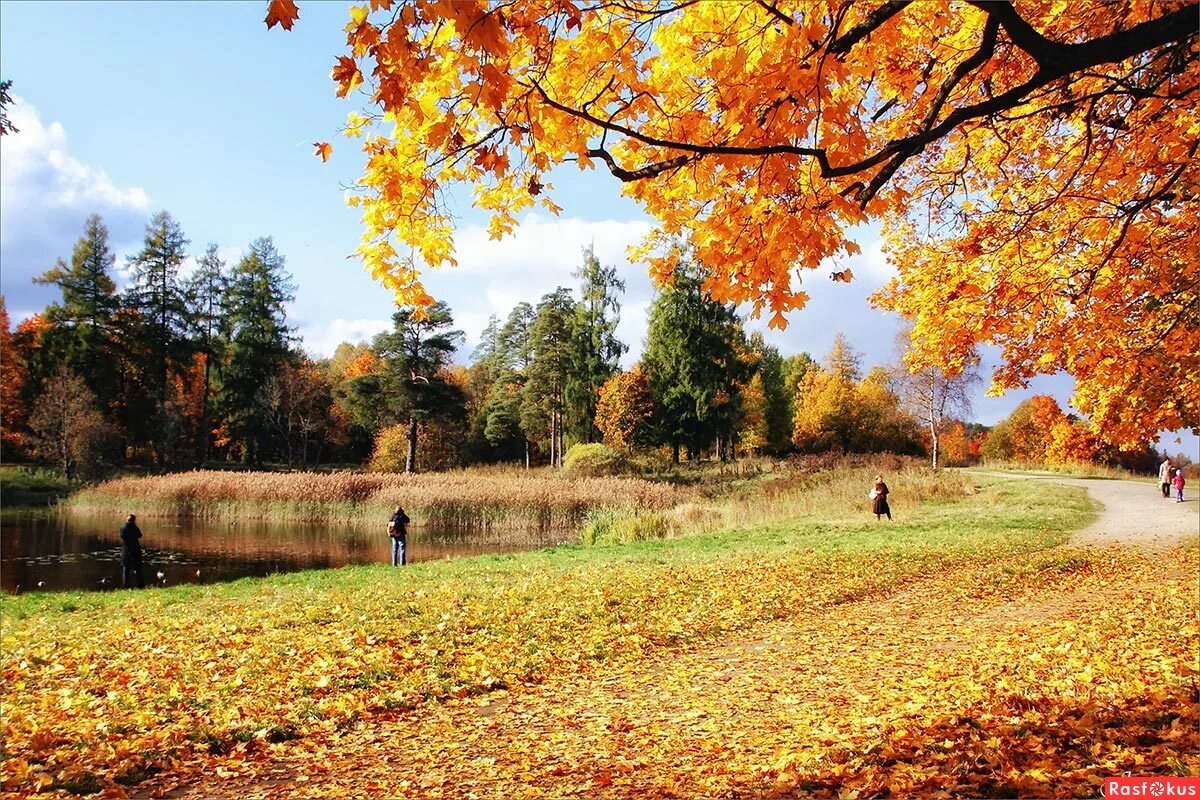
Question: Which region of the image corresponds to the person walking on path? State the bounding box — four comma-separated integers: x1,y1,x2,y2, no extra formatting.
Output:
1159,458,1174,499
870,475,892,521
388,506,411,566
120,514,144,589
1173,470,1186,503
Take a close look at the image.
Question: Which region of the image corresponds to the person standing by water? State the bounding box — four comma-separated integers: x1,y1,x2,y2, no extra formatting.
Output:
1159,458,1174,499
870,475,892,521
388,506,410,566
120,514,144,589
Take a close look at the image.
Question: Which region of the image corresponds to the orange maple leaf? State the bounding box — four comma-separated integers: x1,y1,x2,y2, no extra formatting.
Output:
264,0,300,31
314,141,333,162
331,56,363,98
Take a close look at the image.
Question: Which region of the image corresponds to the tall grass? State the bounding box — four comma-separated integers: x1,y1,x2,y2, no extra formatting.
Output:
581,459,975,544
67,467,687,529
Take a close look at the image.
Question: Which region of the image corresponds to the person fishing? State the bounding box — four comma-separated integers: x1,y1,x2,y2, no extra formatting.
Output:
388,506,410,566
120,514,145,588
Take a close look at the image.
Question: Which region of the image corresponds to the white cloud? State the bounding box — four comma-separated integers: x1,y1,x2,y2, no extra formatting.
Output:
0,97,150,310
421,213,656,357
298,317,392,358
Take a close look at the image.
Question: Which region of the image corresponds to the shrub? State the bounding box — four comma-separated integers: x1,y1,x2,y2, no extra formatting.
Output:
563,443,624,477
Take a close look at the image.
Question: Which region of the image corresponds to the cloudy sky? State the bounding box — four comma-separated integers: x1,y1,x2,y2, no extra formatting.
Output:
0,2,1193,455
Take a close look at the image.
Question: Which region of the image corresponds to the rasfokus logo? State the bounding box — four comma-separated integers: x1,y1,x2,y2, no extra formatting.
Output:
1105,778,1200,797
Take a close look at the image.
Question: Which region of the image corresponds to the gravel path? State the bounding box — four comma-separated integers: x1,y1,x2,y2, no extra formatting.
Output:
980,471,1198,548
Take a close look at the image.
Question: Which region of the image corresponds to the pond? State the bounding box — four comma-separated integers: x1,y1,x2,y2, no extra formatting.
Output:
0,510,573,594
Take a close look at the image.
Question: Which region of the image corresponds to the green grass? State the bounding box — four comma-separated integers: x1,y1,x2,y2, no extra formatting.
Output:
0,465,78,508
2,474,1093,619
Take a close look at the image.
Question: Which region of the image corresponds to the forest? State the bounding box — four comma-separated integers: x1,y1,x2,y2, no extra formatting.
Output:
1,212,1166,482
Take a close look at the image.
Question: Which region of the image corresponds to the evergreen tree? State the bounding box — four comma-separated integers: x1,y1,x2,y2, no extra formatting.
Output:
219,238,295,465
522,289,575,467
34,214,122,410
642,256,745,462
373,301,464,472
126,211,191,401
565,247,626,443
484,302,537,466
750,335,791,454
186,244,229,464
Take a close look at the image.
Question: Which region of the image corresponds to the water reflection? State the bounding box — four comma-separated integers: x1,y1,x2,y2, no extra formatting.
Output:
0,510,572,594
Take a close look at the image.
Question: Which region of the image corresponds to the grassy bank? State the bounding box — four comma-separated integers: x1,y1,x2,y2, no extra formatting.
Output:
2,471,1093,795
0,466,78,509
66,467,688,529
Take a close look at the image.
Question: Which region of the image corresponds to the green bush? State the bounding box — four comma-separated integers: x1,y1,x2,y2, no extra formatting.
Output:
563,443,624,477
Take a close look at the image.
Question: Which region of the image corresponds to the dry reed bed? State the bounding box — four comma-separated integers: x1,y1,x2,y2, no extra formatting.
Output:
68,469,689,529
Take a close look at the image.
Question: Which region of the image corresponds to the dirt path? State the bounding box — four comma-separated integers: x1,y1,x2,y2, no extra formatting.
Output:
975,471,1198,548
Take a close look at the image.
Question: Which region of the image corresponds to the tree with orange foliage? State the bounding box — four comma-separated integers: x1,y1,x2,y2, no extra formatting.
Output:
595,366,653,453
980,395,1068,464
271,0,1197,447
0,297,29,456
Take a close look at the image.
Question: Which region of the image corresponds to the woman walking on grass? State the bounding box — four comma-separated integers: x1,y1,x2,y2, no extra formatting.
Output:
870,475,892,521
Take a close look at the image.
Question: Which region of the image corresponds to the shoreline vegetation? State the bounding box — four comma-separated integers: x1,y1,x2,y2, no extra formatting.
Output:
1,470,1101,795
60,457,975,538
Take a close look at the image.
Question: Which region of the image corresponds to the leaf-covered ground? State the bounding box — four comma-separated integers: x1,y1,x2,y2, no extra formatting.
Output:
2,476,1195,797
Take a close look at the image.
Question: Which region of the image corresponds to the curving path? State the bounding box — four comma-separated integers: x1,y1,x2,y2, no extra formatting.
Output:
978,471,1198,548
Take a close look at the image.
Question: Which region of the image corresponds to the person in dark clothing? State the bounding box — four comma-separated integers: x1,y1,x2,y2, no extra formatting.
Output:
120,514,145,588
870,475,892,521
388,506,410,566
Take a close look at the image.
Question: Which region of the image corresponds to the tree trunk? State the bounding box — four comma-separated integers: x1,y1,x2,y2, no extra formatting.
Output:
199,352,211,465
672,440,680,464
524,438,530,470
930,420,940,471
405,413,418,473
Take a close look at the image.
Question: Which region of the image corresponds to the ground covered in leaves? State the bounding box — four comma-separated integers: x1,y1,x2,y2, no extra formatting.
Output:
2,476,1196,798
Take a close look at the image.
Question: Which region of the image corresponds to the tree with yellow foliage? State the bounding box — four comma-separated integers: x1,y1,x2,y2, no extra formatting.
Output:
271,0,1198,447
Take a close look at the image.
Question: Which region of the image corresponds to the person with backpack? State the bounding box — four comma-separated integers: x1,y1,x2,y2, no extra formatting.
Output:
1173,469,1186,503
388,506,410,566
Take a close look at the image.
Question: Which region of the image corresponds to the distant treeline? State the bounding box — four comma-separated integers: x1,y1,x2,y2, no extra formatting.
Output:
0,213,1167,478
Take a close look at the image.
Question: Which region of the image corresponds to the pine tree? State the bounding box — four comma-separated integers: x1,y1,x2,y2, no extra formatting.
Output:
565,247,626,443
126,211,191,401
34,214,122,410
642,256,745,462
219,238,295,465
186,244,228,463
373,301,464,472
522,289,575,467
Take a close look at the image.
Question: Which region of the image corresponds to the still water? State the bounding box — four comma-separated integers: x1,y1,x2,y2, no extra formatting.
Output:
1,511,572,594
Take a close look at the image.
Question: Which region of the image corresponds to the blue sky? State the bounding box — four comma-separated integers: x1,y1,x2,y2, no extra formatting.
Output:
0,1,1195,457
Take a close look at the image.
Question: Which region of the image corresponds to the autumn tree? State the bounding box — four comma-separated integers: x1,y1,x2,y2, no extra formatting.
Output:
980,395,1068,464
565,247,627,443
595,366,654,453
220,238,295,465
373,301,464,472
891,327,982,470
0,297,29,456
28,367,115,479
278,0,1198,447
